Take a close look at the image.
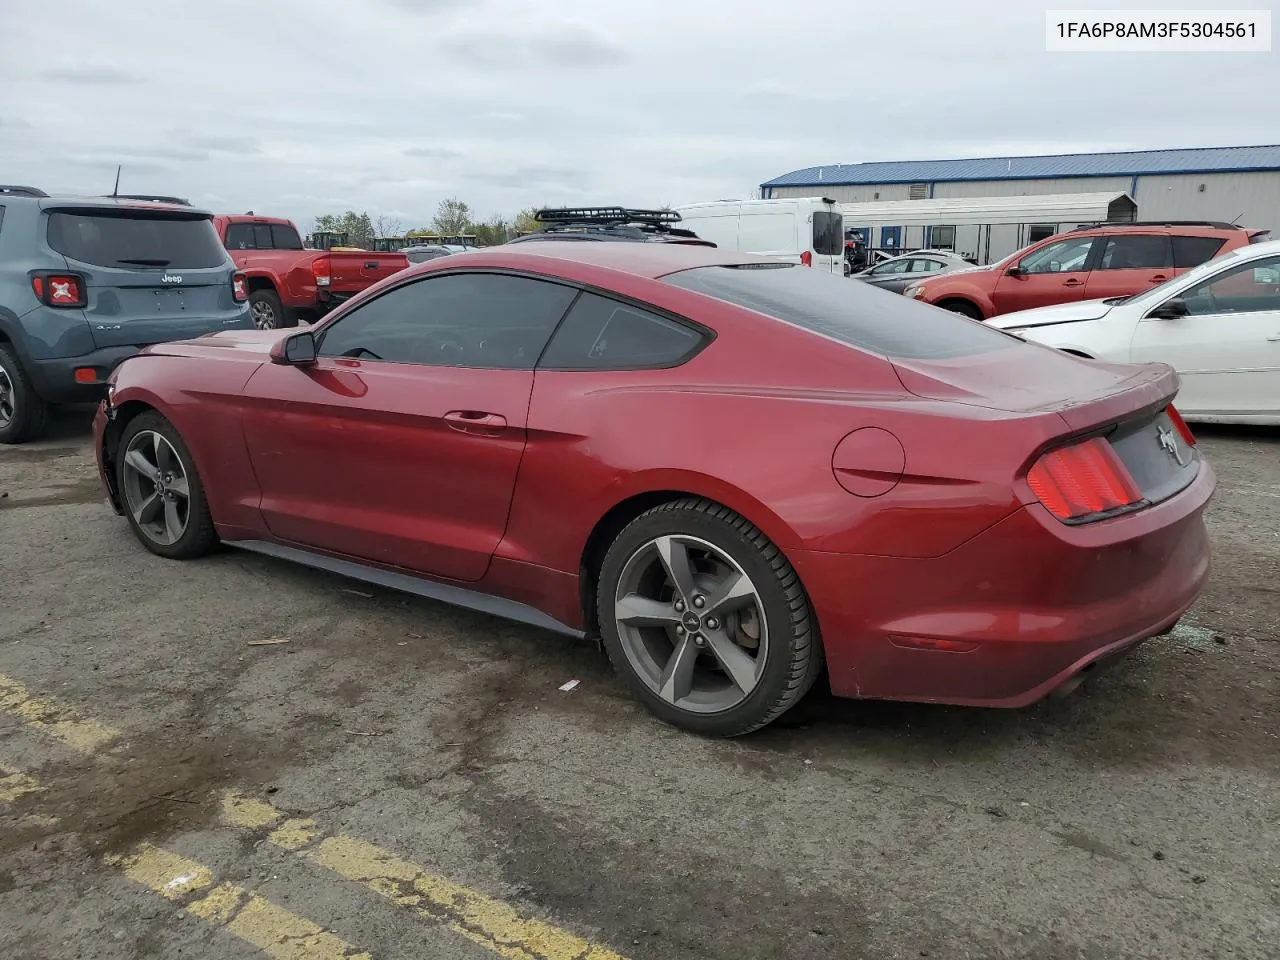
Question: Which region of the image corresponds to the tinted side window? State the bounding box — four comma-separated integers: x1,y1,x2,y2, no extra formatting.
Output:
47,212,227,268
664,264,1017,361
317,272,576,369
1177,254,1280,317
1097,235,1171,270
1019,236,1096,274
225,223,256,249
812,210,843,256
0,205,6,233
271,224,303,250
539,292,705,370
1172,235,1227,268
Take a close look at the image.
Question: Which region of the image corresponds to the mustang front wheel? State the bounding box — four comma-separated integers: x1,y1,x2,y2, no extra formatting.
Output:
598,498,822,737
117,412,218,560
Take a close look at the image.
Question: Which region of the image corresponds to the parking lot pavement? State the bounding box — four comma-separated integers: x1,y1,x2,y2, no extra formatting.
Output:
2,409,1278,960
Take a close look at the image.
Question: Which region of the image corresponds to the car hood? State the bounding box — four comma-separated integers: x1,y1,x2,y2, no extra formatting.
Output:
140,328,288,358
988,298,1117,330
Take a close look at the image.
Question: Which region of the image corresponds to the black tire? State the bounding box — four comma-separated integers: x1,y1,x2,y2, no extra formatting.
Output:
941,300,983,321
0,343,49,444
248,289,290,330
116,411,219,560
597,497,823,737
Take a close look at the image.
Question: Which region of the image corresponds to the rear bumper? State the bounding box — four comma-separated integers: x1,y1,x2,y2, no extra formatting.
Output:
28,346,140,403
794,457,1215,707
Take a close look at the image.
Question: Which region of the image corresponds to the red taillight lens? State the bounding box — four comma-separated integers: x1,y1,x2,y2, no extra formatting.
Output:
1167,404,1196,447
232,272,248,302
800,250,813,267
1027,437,1142,521
312,257,331,286
31,273,86,307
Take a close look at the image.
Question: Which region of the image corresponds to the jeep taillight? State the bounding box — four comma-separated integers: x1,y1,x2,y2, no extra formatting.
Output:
31,272,87,308
312,257,331,287
232,272,248,302
800,251,813,267
1027,436,1143,522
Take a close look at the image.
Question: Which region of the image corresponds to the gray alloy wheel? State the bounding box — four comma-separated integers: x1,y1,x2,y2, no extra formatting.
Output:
250,297,279,330
0,343,49,444
614,534,769,714
120,429,192,547
597,498,823,737
0,362,14,430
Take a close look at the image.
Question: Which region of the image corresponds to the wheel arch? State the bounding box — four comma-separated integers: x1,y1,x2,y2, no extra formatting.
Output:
934,296,987,319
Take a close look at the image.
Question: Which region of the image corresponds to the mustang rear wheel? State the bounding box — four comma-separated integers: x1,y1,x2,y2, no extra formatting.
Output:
598,498,822,737
117,411,218,560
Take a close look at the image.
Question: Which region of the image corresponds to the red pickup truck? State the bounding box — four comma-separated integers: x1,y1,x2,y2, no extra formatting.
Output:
213,215,409,329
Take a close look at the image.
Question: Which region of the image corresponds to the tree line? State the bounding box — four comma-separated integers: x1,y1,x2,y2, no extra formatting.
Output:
313,198,541,248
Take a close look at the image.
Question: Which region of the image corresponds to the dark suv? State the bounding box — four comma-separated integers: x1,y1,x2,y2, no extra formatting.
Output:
508,207,716,246
0,186,251,442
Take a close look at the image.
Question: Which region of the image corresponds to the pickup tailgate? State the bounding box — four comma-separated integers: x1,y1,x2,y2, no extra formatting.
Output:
325,251,408,293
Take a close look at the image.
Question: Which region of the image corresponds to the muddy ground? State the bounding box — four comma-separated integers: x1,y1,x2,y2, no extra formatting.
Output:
1,409,1277,960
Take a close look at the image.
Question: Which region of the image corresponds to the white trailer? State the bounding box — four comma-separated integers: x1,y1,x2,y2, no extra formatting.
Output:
839,191,1138,264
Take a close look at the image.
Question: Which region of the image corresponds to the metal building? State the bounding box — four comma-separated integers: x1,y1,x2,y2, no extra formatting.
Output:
761,144,1280,256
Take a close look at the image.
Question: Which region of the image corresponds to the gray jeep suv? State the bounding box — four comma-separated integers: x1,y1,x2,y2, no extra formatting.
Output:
0,186,252,443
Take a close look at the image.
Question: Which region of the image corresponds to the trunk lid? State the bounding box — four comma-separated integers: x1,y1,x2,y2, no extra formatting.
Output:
44,204,249,349
892,343,1196,508
325,251,409,293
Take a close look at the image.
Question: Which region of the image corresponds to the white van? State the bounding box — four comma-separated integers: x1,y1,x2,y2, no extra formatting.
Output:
674,198,845,273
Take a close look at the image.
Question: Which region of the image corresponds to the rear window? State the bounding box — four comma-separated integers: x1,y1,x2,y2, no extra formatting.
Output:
812,210,843,256
224,222,303,251
663,264,1018,360
1172,235,1227,268
47,211,227,269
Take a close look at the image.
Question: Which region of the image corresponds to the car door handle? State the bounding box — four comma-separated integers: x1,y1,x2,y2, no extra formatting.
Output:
1149,274,1168,282
1267,334,1280,342
444,410,507,436
1062,278,1084,287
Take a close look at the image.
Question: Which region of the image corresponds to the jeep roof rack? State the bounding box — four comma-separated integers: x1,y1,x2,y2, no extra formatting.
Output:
1072,219,1242,231
0,185,49,198
534,207,684,225
104,193,192,206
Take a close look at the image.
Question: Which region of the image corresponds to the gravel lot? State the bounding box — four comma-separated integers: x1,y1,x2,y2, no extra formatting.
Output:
2,408,1277,960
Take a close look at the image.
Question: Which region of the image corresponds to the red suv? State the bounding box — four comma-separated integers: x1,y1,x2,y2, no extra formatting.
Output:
903,221,1271,320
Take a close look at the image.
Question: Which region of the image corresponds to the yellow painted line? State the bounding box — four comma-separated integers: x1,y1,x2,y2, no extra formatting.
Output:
0,673,119,754
107,843,372,960
0,765,43,804
222,792,628,960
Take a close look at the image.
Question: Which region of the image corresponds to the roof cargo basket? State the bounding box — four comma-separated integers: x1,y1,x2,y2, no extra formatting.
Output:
534,207,683,225
0,185,49,198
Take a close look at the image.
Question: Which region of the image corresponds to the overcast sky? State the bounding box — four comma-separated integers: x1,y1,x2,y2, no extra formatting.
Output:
1,0,1275,231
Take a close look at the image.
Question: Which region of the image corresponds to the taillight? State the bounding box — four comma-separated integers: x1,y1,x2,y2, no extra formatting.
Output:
1167,404,1196,447
232,272,248,302
312,258,331,287
31,272,86,308
1027,436,1142,522
800,251,813,267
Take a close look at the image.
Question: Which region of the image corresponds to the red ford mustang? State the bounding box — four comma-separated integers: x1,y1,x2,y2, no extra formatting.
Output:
93,242,1214,736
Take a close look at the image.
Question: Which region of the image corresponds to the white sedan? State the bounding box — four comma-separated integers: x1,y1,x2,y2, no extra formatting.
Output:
988,239,1280,425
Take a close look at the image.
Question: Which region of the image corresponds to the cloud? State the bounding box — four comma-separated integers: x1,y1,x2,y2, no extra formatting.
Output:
36,64,143,85
404,146,466,160
0,0,1272,232
438,16,627,68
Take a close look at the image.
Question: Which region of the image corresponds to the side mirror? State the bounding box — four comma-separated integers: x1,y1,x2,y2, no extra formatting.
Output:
1148,298,1189,320
270,331,317,365
1006,265,1026,277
